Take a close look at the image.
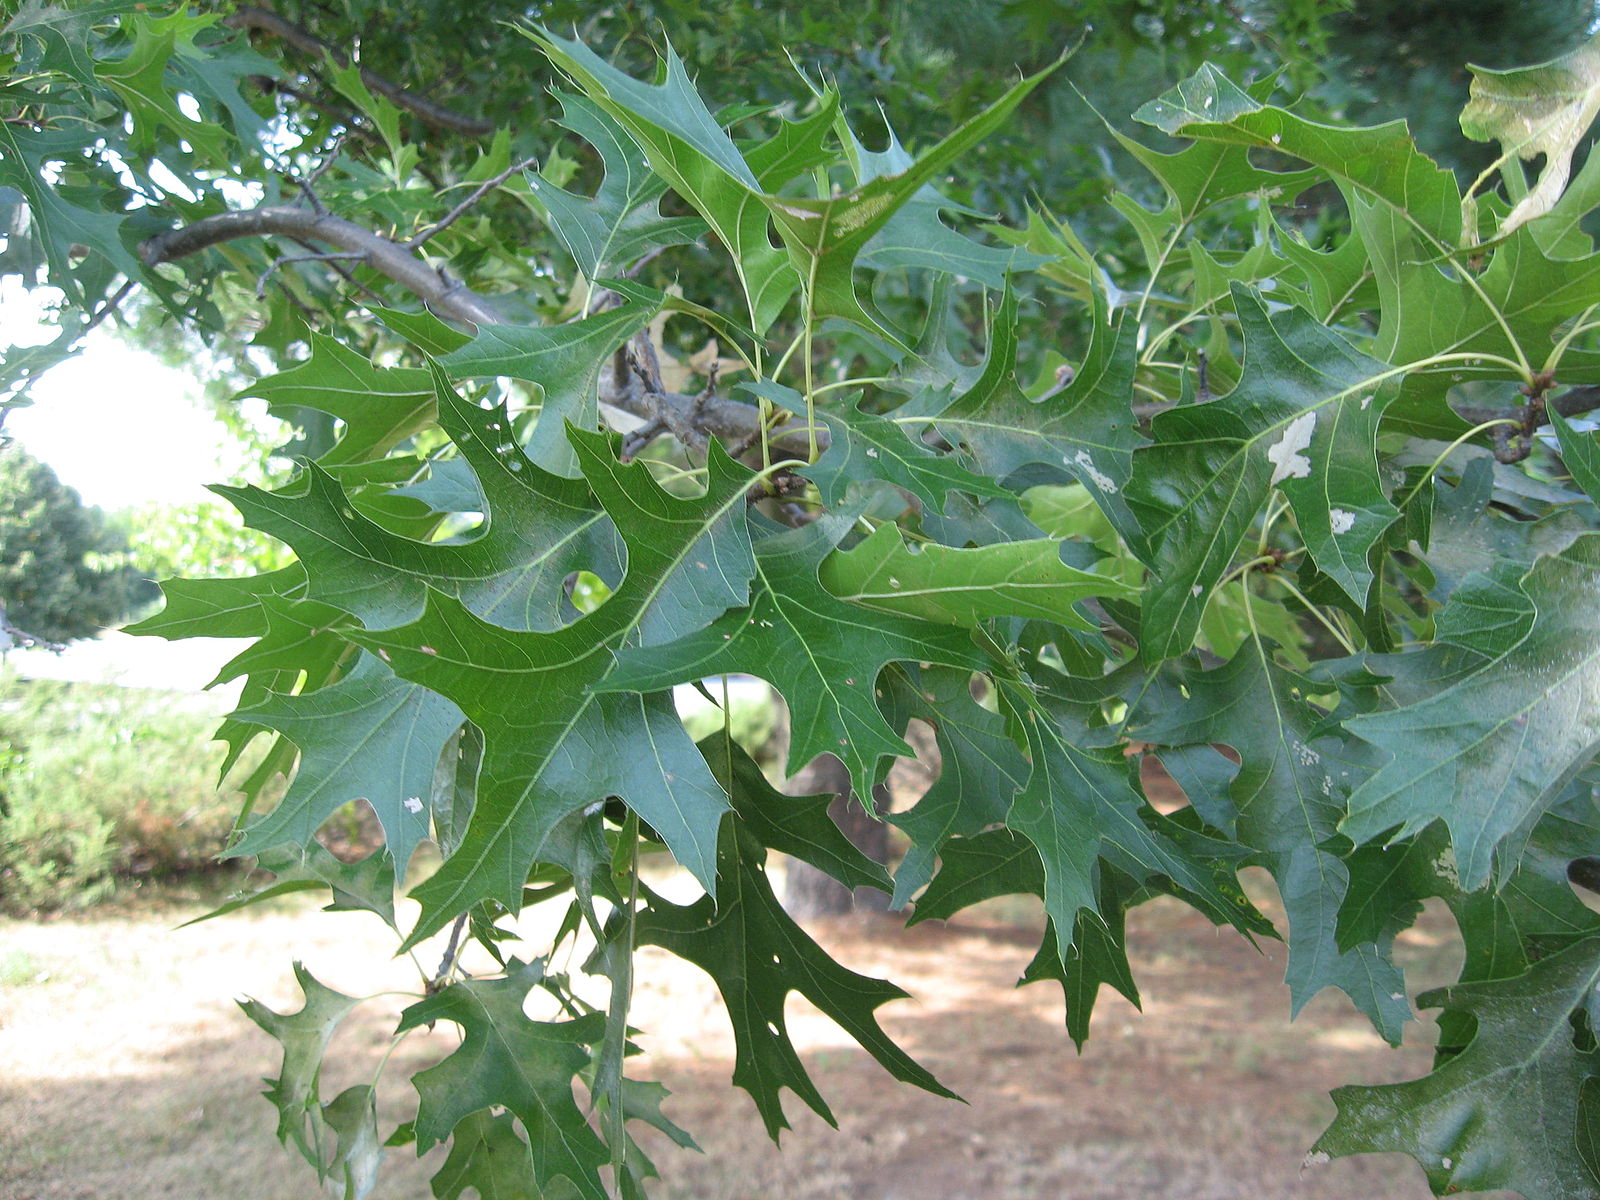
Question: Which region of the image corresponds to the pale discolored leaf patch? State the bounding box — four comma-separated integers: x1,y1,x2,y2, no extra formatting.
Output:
1461,31,1600,234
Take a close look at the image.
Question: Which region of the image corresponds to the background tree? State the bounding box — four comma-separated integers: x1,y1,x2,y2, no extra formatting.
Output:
10,5,1600,1200
0,441,147,644
109,497,293,581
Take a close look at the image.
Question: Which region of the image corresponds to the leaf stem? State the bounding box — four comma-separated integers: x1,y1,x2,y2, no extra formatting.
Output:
370,1026,417,1091
644,461,710,485
756,391,774,472
1442,260,1533,379
1272,572,1357,654
1543,303,1600,374
1465,145,1521,208
811,376,892,397
769,326,806,383
1395,416,1523,509
606,812,640,1198
802,252,822,463
1136,224,1185,325
1257,493,1291,553
1221,554,1280,589
1239,561,1265,649
1413,349,1530,377
1139,306,1209,363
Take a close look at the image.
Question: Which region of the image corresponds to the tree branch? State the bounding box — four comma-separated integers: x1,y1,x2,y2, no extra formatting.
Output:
139,206,503,326
225,4,494,136
139,206,830,456
599,370,825,459
1456,384,1600,427
1569,856,1600,897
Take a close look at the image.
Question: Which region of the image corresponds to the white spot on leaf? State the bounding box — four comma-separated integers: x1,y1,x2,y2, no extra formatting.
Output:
1267,413,1317,485
404,796,423,814
1073,450,1118,493
1329,508,1355,535
1432,846,1460,887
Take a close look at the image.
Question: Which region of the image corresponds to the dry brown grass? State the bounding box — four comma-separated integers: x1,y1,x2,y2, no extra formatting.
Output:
0,874,1512,1200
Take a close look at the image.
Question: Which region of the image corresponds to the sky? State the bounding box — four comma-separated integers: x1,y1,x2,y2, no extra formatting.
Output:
2,282,248,511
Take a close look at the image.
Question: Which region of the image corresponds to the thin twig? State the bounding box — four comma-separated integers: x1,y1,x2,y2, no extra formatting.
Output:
257,248,366,296
0,280,138,404
272,276,322,324
430,913,470,991
689,361,719,428
619,246,667,280
407,156,538,250
1462,371,1559,464
247,76,379,146
624,341,704,453
300,132,348,198
0,602,66,654
727,425,767,461
620,418,668,461
626,335,666,395
288,174,327,215
288,235,386,306
81,279,138,337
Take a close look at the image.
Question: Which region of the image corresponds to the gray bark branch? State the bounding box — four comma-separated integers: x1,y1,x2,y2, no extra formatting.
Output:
139,206,503,326
224,4,495,136
1455,383,1600,426
138,206,826,454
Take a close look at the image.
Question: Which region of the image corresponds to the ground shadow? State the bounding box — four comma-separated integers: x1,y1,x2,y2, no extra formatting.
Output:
2,894,1513,1200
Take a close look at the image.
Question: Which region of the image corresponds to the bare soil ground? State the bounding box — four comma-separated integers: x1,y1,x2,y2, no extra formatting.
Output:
0,868,1508,1200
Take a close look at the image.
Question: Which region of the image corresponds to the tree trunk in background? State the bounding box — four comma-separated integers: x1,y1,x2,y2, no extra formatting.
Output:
782,753,892,918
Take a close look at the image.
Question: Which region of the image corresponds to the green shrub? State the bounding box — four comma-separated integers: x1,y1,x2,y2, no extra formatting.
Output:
0,671,248,913
0,443,150,645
